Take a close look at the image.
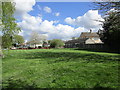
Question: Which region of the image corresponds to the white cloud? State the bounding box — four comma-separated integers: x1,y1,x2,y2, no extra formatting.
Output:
55,12,60,16
14,0,36,17
37,5,42,10
18,15,86,40
65,17,75,25
18,14,42,32
43,6,52,13
65,10,104,31
14,1,100,41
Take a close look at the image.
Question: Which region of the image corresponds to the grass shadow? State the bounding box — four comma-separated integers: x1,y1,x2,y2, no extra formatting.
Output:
2,78,116,89
2,77,38,89
74,48,120,54
23,52,120,63
92,83,115,90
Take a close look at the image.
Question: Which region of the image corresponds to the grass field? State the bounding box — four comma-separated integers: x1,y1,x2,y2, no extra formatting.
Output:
2,49,120,88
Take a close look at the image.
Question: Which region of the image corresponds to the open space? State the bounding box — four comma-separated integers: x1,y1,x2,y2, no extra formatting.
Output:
1,1,120,89
2,49,120,88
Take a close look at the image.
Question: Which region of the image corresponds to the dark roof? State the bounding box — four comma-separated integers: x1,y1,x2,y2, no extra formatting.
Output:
80,32,99,38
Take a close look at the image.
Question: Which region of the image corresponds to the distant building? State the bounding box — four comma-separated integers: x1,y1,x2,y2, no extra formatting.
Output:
26,40,43,48
26,40,50,48
65,30,103,48
65,38,87,48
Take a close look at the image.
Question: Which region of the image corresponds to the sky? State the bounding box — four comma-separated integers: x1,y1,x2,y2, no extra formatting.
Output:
13,0,104,41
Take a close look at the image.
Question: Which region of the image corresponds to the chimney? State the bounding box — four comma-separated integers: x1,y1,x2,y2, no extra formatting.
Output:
90,29,92,33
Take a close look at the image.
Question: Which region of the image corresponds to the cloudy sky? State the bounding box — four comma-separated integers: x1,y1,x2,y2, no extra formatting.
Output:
14,0,104,41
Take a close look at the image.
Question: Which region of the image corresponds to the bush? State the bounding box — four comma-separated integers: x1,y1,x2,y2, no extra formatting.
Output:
50,39,64,48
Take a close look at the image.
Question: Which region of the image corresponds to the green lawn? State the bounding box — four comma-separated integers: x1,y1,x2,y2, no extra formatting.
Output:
2,49,120,88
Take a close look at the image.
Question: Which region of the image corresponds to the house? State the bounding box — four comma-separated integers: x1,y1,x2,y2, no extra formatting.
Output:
26,40,50,49
26,40,43,48
80,30,103,44
65,30,103,48
65,38,87,48
85,38,103,44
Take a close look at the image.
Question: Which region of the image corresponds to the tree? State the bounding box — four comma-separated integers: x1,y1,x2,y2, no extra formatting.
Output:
42,40,49,47
13,35,24,45
2,34,12,48
1,2,21,49
72,37,76,40
29,32,47,47
99,11,120,50
0,35,2,49
94,2,120,13
50,39,64,48
95,2,120,51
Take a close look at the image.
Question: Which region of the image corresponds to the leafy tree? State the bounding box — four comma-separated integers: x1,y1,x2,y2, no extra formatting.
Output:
72,37,79,40
72,37,76,40
50,39,64,48
0,35,2,49
13,35,24,45
48,40,51,44
1,2,21,49
2,34,12,48
94,2,120,13
99,11,120,50
2,35,24,48
42,40,49,47
95,2,120,51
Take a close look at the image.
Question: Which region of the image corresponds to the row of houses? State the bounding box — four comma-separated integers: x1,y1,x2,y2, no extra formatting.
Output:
14,30,103,49
26,40,50,48
65,30,104,49
12,40,50,49
10,30,103,49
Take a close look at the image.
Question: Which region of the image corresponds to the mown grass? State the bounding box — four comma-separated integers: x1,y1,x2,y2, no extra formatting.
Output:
2,49,120,88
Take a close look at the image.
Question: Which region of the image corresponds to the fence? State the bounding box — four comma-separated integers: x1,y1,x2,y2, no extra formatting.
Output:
82,44,104,49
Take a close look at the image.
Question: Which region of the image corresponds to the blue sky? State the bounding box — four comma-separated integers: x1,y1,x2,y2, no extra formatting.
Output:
14,1,104,41
29,2,95,25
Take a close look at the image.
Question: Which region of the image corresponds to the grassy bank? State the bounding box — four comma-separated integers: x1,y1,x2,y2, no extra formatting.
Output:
2,49,120,88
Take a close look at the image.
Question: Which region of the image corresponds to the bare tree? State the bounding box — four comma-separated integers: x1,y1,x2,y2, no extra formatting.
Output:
29,31,47,47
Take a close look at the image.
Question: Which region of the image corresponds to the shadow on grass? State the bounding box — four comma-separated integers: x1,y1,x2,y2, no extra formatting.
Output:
93,83,115,90
74,48,120,54
24,52,120,62
2,77,38,89
2,78,116,89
